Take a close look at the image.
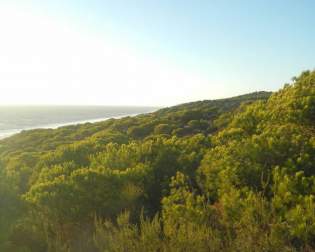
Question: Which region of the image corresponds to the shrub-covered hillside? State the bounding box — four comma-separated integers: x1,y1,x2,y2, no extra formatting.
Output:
1,70,315,251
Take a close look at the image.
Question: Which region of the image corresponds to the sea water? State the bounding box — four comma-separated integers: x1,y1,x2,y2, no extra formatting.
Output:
0,106,157,139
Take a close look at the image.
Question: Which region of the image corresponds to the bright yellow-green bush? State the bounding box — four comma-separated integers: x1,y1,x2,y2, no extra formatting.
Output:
2,71,315,251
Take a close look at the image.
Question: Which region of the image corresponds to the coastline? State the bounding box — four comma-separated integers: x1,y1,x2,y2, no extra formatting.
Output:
0,112,141,140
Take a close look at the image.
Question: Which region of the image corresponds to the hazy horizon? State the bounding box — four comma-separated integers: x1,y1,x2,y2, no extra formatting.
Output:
0,1,314,106
0,105,158,139
0,90,271,107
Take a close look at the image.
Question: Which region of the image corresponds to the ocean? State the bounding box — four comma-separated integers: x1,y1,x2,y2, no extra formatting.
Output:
0,106,157,139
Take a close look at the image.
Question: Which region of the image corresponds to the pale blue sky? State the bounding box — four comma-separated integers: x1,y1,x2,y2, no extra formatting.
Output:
0,1,314,106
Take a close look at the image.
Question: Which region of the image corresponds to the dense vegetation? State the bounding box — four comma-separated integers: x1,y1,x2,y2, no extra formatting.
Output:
0,70,315,251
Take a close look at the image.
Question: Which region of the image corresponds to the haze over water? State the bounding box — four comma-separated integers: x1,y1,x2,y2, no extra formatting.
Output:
0,106,157,139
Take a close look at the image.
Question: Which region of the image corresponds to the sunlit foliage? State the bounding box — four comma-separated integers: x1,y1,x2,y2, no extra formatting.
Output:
2,71,315,251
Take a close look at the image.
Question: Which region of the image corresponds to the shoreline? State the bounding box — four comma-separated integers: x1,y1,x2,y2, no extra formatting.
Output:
0,112,141,140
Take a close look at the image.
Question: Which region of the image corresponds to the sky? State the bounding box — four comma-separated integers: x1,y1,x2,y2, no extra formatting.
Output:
0,0,314,106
